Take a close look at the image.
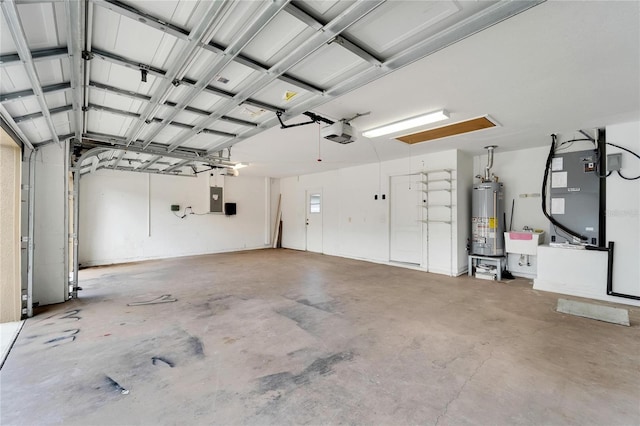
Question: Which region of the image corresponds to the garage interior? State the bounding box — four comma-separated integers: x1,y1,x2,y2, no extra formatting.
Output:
1,0,639,424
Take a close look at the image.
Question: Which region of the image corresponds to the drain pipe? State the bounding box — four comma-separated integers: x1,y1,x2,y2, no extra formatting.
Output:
586,242,640,300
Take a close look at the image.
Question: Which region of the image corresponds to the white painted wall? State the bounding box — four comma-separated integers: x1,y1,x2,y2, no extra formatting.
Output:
279,150,470,275
33,143,67,305
79,170,270,266
456,151,473,273
605,121,640,300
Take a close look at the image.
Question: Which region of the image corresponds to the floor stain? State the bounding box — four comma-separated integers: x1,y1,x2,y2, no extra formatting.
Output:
151,356,175,368
44,329,80,346
188,335,205,358
59,310,82,321
258,351,354,393
104,376,129,395
276,304,330,334
296,298,337,313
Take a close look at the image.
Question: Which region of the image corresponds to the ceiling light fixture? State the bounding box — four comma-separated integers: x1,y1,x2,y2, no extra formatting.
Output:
232,163,248,170
362,109,449,138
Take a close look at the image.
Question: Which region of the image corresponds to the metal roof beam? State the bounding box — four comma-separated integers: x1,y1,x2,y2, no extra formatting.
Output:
208,0,545,153
89,81,151,101
203,41,324,96
123,1,231,147
82,1,94,135
170,0,385,153
13,104,74,123
0,82,72,103
81,159,196,177
216,115,257,128
165,120,236,139
86,103,236,137
1,0,62,145
80,133,228,164
89,48,282,115
110,150,125,169
284,3,382,65
32,132,75,148
0,47,68,66
105,164,196,177
88,103,140,119
332,35,382,66
0,103,33,150
93,0,323,96
283,3,323,30
140,0,291,150
163,159,191,173
85,157,178,169
90,48,167,78
137,154,162,170
64,0,85,141
242,99,283,114
88,81,256,127
93,0,189,40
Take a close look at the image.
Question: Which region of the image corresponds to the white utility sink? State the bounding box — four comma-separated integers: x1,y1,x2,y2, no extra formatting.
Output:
504,230,545,255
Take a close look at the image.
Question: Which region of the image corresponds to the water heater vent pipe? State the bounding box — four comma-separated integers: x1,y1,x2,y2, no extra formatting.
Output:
482,145,497,182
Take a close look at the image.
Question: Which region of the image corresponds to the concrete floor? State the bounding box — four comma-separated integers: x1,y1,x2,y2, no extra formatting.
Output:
1,249,639,425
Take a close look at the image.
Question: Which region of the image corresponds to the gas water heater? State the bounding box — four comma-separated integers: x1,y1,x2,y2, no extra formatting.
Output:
472,146,505,256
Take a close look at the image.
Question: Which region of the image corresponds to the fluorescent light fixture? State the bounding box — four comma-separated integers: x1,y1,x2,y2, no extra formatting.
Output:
232,162,248,170
362,109,449,138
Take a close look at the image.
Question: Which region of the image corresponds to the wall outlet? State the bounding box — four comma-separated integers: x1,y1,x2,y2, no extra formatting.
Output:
171,204,180,211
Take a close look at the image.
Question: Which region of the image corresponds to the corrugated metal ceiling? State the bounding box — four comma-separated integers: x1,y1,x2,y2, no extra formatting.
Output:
0,0,543,177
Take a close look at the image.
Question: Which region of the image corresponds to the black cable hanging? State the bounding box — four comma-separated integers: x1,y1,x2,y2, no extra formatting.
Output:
541,134,588,242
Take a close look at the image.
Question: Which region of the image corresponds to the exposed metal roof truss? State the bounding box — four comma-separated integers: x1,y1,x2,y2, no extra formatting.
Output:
0,0,544,174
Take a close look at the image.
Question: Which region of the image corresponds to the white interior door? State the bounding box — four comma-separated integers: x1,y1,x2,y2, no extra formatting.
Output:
305,188,323,253
390,175,422,264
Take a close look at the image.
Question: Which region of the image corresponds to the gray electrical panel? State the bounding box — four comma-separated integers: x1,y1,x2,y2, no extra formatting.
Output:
549,149,601,245
210,187,223,213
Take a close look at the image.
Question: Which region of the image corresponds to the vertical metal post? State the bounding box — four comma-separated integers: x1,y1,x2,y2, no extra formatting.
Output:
72,166,80,299
63,139,70,299
27,149,36,317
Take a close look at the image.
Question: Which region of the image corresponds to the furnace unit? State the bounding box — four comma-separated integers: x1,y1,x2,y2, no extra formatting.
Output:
548,149,602,245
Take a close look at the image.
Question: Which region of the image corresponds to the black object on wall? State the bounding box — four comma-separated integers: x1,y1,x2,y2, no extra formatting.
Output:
225,202,236,216
597,128,606,247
